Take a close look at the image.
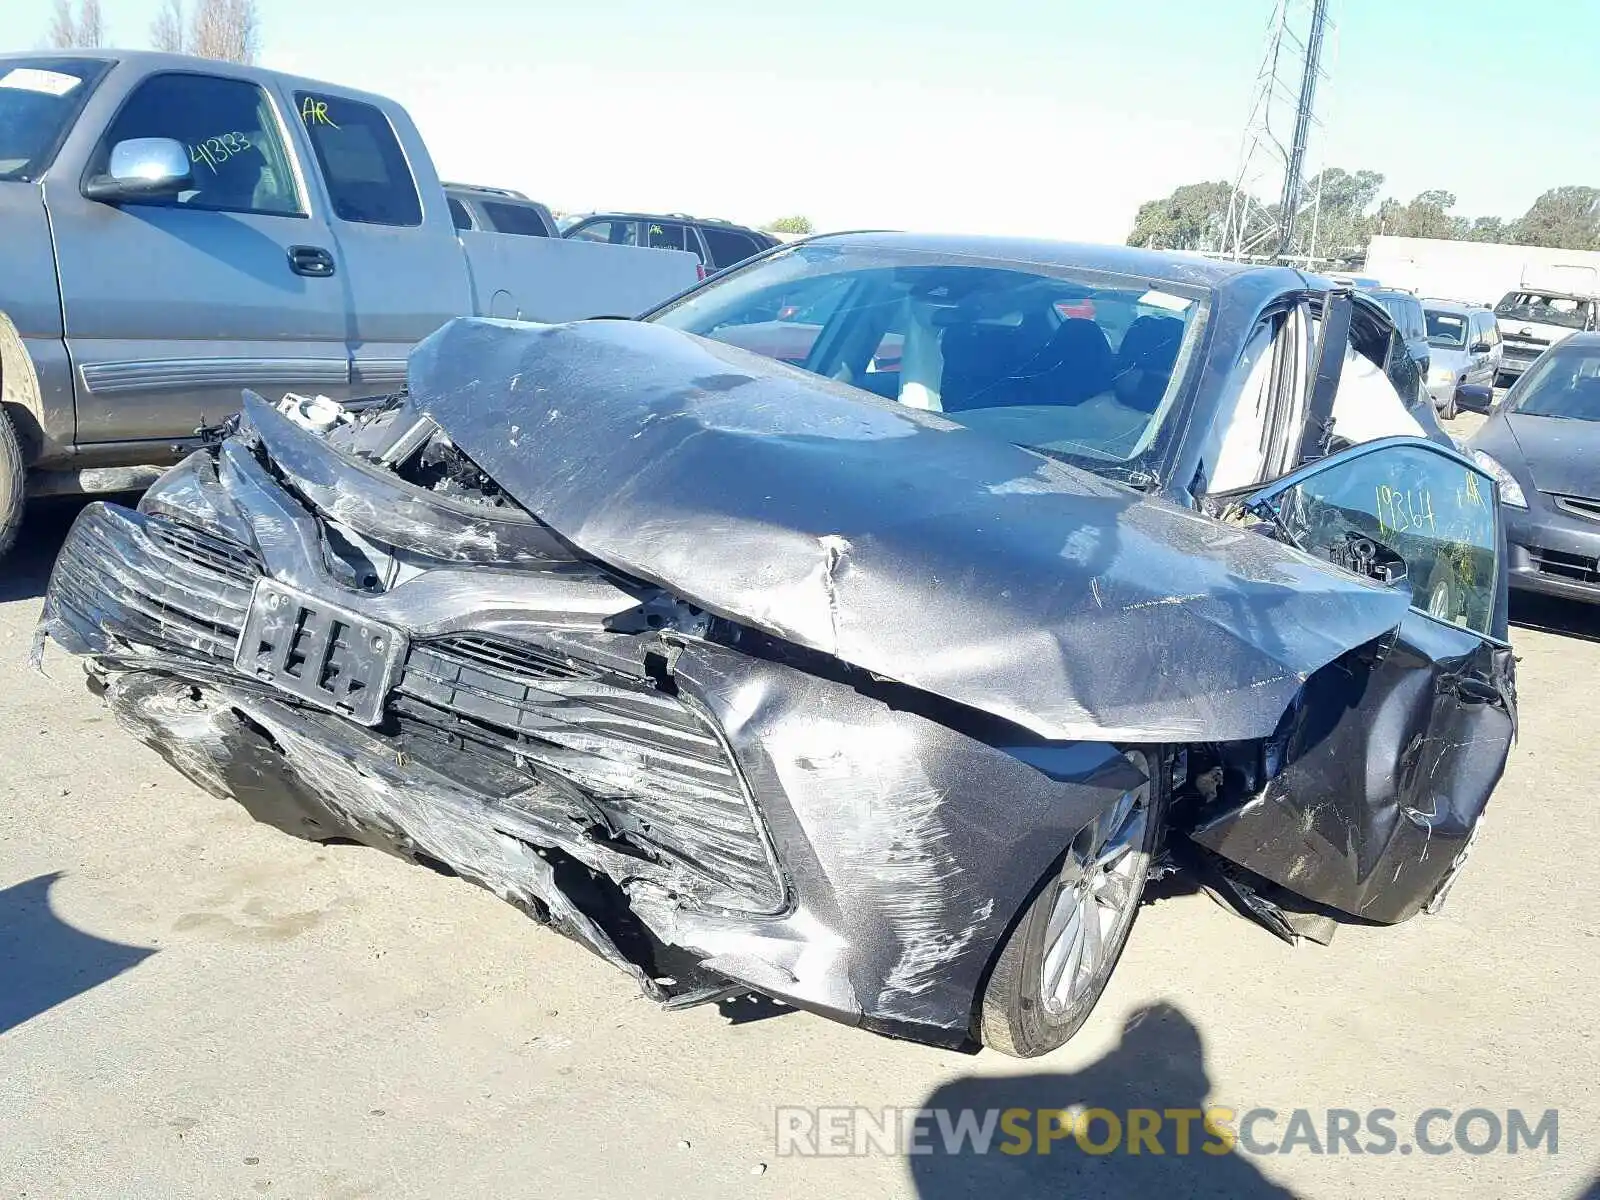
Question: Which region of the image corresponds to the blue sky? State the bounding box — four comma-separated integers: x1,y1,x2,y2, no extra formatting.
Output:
4,0,1595,240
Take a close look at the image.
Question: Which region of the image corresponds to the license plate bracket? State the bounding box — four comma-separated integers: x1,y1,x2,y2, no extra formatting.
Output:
234,579,407,726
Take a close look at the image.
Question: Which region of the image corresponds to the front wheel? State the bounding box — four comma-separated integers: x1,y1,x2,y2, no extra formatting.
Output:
1442,388,1458,422
0,406,23,562
979,750,1165,1058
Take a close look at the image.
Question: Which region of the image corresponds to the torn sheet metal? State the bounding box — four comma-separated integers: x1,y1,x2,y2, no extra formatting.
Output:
405,317,1411,744
1189,619,1515,924
38,467,1140,1043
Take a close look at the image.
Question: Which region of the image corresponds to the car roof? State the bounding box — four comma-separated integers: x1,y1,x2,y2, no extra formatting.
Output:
0,47,395,109
572,211,767,233
444,183,540,202
798,231,1313,298
1421,299,1488,315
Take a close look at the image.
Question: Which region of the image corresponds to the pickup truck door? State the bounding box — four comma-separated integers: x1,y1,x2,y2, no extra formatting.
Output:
287,88,471,393
42,65,352,445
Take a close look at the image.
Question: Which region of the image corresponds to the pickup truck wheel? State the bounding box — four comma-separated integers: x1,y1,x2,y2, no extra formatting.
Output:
0,407,23,561
1442,388,1458,422
979,750,1165,1058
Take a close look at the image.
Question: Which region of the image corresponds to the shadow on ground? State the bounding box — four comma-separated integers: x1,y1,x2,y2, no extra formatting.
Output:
910,1002,1294,1198
1510,592,1600,643
0,497,109,606
0,873,156,1035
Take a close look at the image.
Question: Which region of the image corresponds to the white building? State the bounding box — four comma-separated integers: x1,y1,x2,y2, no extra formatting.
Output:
1364,235,1600,305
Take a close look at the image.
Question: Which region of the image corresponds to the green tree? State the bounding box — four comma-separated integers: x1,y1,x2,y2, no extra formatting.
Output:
1125,180,1234,251
764,215,815,235
1465,216,1511,242
1371,190,1467,240
1294,167,1385,257
1512,186,1600,250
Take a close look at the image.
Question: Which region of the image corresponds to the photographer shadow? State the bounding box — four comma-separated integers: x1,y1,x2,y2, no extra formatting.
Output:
911,1002,1293,1199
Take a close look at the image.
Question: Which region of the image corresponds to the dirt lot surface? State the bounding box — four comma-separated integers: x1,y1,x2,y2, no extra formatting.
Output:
3,426,1596,1197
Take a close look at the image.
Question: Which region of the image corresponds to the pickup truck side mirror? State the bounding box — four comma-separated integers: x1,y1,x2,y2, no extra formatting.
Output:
83,138,194,204
1469,341,1491,354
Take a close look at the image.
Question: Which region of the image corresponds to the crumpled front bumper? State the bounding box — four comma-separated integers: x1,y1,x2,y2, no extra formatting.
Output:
37,449,1139,1049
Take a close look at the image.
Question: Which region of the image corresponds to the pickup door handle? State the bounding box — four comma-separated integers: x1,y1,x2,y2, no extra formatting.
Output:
287,245,336,278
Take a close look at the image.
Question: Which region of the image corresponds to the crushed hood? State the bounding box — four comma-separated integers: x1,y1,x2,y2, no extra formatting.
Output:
403,317,1410,743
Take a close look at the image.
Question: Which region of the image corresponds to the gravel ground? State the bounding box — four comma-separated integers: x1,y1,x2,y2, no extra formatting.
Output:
2,459,1596,1198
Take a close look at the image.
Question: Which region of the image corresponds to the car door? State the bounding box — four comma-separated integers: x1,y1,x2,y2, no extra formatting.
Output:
1483,313,1503,379
1192,437,1516,920
1463,313,1487,387
43,68,352,444
290,88,472,394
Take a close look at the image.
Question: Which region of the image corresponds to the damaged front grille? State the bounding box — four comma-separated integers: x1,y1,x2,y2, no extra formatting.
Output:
394,634,784,913
48,508,257,660
148,520,264,586
49,504,783,914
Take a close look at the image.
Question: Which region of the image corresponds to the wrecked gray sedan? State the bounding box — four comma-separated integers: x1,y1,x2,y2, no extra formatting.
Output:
38,236,1516,1057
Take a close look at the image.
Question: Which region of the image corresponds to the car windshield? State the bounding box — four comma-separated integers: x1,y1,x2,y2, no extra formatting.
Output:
0,58,108,181
649,242,1208,477
1425,310,1468,348
1495,291,1589,330
1511,344,1600,421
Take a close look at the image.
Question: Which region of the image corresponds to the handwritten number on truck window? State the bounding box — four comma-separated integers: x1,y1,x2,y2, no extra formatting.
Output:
189,131,253,173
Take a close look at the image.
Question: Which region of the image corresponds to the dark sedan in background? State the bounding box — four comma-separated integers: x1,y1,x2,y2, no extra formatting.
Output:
1469,332,1600,603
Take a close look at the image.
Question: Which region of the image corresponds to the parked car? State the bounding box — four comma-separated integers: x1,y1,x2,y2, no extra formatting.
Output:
1493,288,1600,386
1467,332,1600,603
1422,300,1502,419
39,235,1515,1058
561,211,779,273
0,50,700,559
444,183,558,238
1367,287,1431,377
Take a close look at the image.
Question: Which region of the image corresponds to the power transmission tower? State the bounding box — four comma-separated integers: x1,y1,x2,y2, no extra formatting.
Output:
1224,0,1336,265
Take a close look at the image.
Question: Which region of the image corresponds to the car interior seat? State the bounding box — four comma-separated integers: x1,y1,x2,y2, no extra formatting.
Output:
1113,316,1185,413
1015,318,1115,407
938,325,1042,412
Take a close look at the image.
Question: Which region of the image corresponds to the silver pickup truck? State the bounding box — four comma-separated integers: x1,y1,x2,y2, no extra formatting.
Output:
0,50,701,558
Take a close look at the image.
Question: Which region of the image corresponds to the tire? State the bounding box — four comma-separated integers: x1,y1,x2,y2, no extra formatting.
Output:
1442,389,1458,422
0,406,23,562
1424,559,1462,626
980,749,1166,1058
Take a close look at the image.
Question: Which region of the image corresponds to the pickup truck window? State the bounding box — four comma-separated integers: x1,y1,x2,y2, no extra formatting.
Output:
481,200,551,237
0,58,111,182
91,72,301,215
295,93,422,227
447,196,474,229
